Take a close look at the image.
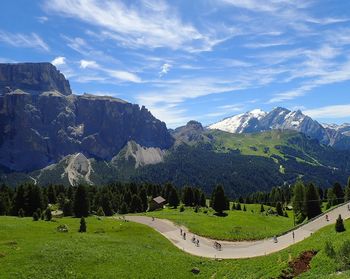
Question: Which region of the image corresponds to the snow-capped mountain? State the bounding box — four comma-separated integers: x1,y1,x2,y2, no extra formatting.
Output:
209,107,349,148
208,109,266,133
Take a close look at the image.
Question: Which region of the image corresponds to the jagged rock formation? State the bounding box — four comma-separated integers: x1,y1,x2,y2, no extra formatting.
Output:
0,63,173,172
0,63,71,95
171,120,213,145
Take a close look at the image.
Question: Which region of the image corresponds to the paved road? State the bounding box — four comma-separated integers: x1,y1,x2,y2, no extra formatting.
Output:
125,203,350,259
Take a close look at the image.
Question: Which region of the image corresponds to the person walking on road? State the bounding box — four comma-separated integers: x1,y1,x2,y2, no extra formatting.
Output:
292,231,295,242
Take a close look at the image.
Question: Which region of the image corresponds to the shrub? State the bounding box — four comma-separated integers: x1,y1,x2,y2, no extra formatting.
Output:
324,241,336,258
179,205,185,212
335,214,346,232
32,212,39,221
338,240,350,270
79,217,86,233
18,208,25,217
243,205,246,211
194,206,199,213
97,207,105,217
44,208,52,221
57,224,69,233
260,204,265,213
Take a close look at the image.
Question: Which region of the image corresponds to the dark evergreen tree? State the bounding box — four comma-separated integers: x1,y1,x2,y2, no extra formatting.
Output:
243,205,247,211
119,202,128,214
344,177,350,202
139,187,148,212
333,182,344,204
236,203,241,210
211,185,227,215
260,204,265,213
73,185,90,217
168,187,179,208
304,183,322,219
100,192,114,216
292,180,306,224
47,185,57,204
200,192,206,207
63,199,73,216
79,217,87,232
335,214,346,232
182,186,193,206
327,188,337,206
276,202,283,216
129,195,142,213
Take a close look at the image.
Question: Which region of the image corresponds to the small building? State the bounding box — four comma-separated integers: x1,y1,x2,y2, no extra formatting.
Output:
149,196,166,211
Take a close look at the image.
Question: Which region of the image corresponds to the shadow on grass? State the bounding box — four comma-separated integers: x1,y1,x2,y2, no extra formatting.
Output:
213,212,228,217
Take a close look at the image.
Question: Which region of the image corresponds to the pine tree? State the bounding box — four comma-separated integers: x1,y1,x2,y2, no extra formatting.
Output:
243,205,247,211
168,187,179,208
129,195,142,213
73,185,90,217
304,183,322,219
118,202,128,214
45,207,52,221
47,184,57,204
345,177,350,202
236,203,241,210
79,217,87,233
200,192,206,207
211,185,227,215
292,180,306,224
139,187,148,212
335,214,346,232
63,199,73,216
327,188,337,206
182,187,194,206
260,204,265,213
100,192,114,216
276,202,283,216
333,182,344,204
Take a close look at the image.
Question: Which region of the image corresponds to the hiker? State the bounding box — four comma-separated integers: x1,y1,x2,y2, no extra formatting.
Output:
180,228,183,235
326,214,329,221
192,235,196,243
348,204,350,211
292,231,295,241
183,232,186,240
273,235,278,243
152,216,155,221
196,239,199,247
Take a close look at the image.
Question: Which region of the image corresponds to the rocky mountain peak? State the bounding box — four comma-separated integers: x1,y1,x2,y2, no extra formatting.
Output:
0,62,72,95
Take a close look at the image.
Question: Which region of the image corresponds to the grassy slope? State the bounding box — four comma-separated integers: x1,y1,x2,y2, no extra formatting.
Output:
142,205,295,241
1,216,350,278
208,129,317,165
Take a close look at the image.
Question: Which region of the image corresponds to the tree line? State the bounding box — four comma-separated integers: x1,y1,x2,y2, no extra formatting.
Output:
0,182,206,218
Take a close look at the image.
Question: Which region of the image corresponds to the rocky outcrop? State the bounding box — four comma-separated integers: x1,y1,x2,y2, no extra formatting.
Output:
0,63,72,95
172,120,213,146
0,63,173,171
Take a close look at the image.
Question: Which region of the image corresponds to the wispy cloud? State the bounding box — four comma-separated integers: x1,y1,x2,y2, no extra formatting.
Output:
44,0,229,52
0,30,49,51
305,104,350,119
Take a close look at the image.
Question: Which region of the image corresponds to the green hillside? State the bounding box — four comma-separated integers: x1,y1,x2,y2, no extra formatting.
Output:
1,216,350,278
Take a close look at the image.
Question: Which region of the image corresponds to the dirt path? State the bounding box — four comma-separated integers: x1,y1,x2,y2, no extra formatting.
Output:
125,202,350,259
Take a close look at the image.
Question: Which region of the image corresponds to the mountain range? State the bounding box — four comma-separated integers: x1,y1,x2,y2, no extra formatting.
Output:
1,62,350,196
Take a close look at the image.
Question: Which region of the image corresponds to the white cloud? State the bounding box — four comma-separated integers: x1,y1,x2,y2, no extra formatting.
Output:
79,59,98,69
37,16,49,23
0,30,49,51
77,59,141,83
51,56,66,66
305,104,350,119
44,0,227,52
159,63,171,77
107,70,141,83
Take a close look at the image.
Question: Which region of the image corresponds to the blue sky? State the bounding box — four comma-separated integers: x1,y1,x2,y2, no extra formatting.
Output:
0,0,350,128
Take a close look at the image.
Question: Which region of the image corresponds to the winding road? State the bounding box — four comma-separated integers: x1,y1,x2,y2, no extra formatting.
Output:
126,202,350,259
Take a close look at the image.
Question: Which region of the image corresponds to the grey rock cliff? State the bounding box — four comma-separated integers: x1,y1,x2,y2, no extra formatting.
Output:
0,63,173,171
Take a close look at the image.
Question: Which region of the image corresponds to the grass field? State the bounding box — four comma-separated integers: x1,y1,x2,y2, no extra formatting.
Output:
1,216,350,278
141,204,295,241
